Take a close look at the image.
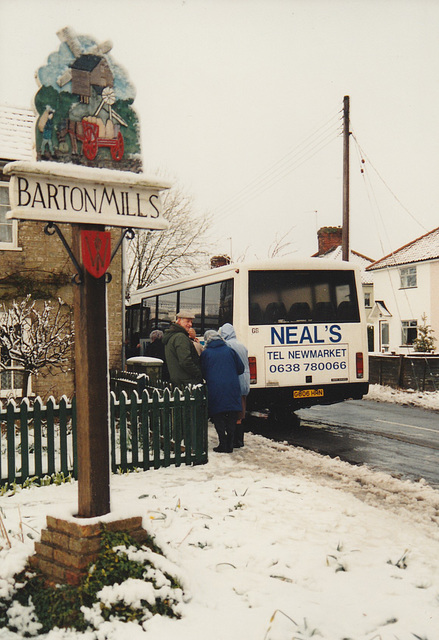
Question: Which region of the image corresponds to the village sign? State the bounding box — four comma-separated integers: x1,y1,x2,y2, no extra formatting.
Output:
5,27,170,523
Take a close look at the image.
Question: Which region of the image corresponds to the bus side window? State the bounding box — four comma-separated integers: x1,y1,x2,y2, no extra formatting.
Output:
180,286,202,333
218,280,234,327
205,282,221,330
157,292,177,332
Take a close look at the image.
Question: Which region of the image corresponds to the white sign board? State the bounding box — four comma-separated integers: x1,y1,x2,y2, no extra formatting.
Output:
4,161,170,230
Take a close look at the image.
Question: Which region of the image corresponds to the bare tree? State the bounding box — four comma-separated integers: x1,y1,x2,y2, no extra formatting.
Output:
0,296,74,398
233,226,297,263
268,226,296,259
126,185,211,294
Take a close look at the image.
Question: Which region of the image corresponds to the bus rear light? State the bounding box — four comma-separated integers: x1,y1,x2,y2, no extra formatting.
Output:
356,352,364,379
249,357,257,384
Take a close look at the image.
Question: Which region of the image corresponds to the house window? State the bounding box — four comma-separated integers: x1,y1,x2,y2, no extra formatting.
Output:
401,320,417,346
380,321,389,352
0,347,24,397
400,266,417,289
364,292,371,308
0,182,18,249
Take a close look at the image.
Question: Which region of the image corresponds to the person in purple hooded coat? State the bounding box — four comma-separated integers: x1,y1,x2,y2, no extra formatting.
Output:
200,330,244,453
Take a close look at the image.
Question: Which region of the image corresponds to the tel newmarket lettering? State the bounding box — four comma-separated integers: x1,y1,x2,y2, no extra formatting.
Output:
16,177,159,218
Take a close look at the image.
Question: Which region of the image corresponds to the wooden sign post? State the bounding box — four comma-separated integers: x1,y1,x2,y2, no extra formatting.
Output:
72,224,110,517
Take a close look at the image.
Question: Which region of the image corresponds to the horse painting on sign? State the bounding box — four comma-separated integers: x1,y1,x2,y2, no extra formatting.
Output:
34,26,142,172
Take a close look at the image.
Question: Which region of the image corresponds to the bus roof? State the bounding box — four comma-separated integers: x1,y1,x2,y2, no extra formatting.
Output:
128,257,361,306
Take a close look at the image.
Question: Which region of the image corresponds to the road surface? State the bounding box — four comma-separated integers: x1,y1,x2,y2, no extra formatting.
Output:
247,399,439,489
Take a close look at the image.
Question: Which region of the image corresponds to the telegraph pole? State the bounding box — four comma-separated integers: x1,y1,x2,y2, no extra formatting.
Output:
342,95,350,261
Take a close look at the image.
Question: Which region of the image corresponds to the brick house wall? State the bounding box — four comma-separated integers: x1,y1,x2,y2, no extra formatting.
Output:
0,204,123,399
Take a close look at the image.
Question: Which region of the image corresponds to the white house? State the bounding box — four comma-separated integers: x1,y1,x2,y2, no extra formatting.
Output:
366,227,439,353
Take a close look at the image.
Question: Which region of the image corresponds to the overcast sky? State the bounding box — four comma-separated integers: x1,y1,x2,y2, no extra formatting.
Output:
1,0,438,262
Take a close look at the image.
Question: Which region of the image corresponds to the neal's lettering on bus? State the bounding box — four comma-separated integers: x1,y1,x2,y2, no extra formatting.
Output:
270,325,342,346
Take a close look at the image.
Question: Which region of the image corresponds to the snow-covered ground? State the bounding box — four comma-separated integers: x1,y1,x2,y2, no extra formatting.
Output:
365,383,439,411
1,385,439,639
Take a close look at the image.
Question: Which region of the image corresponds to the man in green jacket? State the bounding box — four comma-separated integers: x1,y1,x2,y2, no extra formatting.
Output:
162,311,203,388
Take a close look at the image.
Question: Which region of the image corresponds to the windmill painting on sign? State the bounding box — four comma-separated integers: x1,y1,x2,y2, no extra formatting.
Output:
34,27,142,172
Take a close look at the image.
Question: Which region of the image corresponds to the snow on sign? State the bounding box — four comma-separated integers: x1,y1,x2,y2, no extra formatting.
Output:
34,26,142,171
4,26,170,230
4,161,170,230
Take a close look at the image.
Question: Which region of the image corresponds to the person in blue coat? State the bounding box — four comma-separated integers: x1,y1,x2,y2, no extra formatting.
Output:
219,323,250,447
201,330,245,453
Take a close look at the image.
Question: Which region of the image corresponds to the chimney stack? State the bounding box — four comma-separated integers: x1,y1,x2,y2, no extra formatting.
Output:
317,226,343,256
210,255,231,269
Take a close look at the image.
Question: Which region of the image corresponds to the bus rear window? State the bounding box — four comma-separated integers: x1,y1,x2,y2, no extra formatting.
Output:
248,270,360,325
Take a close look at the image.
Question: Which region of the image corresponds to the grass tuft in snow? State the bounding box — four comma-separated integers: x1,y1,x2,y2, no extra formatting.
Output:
0,472,74,497
263,609,322,639
0,527,186,635
387,549,410,570
326,542,348,573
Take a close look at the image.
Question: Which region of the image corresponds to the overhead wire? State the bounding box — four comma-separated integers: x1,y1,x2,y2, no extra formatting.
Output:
221,127,342,218
216,124,343,219
214,108,342,214
213,107,343,221
351,133,392,260
351,132,419,350
351,132,427,232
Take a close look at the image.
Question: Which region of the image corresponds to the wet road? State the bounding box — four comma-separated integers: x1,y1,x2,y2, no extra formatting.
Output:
246,399,439,489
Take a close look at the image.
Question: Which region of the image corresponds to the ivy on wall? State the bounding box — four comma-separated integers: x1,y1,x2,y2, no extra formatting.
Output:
0,269,71,301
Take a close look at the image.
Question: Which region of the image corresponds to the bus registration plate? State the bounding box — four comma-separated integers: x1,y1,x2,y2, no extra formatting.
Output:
293,388,324,399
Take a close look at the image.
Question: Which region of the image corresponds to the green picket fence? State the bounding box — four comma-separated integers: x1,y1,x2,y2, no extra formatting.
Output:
0,386,208,485
110,386,208,472
0,396,77,486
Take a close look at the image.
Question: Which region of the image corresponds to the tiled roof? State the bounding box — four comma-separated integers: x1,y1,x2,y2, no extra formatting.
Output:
367,227,439,271
0,105,35,161
315,245,375,284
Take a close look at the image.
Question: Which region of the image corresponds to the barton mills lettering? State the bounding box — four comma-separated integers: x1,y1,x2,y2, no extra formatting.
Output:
16,177,158,218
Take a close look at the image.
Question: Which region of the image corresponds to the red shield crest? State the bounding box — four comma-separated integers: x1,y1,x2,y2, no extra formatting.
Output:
81,230,111,278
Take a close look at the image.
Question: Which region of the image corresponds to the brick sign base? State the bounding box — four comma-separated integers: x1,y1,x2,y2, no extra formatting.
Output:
30,515,150,586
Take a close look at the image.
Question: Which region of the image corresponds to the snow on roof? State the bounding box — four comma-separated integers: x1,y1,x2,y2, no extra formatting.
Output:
4,159,171,189
0,105,35,162
367,227,439,271
314,245,375,284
